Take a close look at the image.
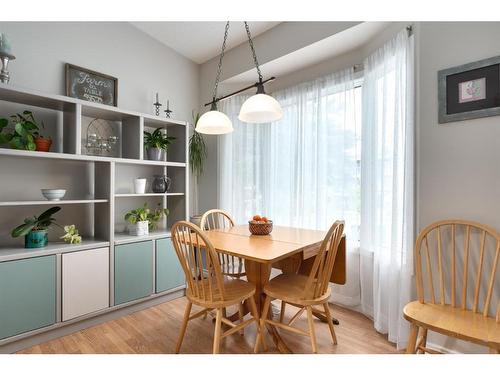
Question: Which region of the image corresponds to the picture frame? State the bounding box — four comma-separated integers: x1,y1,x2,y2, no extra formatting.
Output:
65,63,118,106
438,55,500,124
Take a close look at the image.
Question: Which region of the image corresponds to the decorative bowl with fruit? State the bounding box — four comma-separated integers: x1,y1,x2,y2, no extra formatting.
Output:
248,215,273,235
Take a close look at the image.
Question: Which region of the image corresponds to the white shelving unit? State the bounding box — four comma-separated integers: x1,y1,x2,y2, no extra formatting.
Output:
0,82,189,351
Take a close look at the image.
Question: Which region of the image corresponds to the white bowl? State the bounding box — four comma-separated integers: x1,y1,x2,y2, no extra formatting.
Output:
41,189,66,201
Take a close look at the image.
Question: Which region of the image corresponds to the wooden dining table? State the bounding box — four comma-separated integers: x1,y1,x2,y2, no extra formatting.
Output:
201,224,346,353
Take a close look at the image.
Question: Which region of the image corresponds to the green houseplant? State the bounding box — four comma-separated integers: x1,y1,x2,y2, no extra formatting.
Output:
189,112,207,177
11,206,61,248
124,202,169,236
143,128,175,161
0,111,52,151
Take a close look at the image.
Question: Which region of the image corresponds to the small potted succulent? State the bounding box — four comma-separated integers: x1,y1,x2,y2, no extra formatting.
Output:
11,206,61,248
0,111,52,151
144,128,175,161
125,203,169,236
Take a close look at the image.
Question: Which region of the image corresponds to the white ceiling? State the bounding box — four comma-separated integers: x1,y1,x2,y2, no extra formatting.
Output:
131,21,281,64
223,22,391,84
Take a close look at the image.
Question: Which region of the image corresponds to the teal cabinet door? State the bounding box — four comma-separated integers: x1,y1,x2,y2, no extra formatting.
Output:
156,238,185,293
114,241,153,305
0,255,56,340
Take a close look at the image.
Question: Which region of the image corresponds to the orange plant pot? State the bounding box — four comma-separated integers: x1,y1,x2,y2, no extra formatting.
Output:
35,137,52,152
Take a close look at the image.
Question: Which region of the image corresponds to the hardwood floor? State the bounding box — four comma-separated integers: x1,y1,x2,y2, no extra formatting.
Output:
18,297,398,354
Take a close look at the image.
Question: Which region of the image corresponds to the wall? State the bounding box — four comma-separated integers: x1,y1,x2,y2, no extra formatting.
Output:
416,21,500,353
0,22,199,215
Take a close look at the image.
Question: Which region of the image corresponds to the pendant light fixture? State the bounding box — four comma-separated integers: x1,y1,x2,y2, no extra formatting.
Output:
198,22,283,134
238,22,283,124
196,22,233,135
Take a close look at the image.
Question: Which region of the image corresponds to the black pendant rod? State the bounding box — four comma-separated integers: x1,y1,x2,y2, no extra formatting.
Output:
204,76,276,107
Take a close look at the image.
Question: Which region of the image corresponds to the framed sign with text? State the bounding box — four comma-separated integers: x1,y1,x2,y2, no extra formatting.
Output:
65,63,118,106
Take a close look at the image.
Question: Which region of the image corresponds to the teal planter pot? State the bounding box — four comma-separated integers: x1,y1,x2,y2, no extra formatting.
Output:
25,230,48,248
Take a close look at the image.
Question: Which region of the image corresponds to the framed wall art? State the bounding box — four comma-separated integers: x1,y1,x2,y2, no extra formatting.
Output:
438,55,500,124
65,63,118,106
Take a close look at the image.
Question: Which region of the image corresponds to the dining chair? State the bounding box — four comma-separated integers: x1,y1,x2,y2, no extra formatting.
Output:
404,219,500,354
200,209,246,279
171,220,265,354
258,220,345,353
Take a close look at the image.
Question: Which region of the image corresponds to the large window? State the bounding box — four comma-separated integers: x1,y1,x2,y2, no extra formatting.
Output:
219,68,362,242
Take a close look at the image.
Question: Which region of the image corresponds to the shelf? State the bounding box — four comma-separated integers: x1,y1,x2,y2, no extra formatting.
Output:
0,239,110,262
114,231,171,245
0,199,109,207
114,193,184,198
0,148,186,167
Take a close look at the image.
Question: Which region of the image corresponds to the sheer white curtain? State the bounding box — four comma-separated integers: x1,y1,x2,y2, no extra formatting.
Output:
219,70,362,307
359,29,415,349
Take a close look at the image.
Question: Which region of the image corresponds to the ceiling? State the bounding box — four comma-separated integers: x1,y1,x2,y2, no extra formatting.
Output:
131,21,281,64
223,22,391,84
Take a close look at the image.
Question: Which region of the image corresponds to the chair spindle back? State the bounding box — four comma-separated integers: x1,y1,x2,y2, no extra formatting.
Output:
415,220,500,319
171,221,226,303
304,221,345,300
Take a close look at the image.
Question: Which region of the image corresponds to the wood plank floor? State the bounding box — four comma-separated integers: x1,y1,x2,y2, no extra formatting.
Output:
18,297,399,354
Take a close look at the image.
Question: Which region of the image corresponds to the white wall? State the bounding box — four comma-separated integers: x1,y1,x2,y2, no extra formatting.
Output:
416,21,500,353
0,22,199,120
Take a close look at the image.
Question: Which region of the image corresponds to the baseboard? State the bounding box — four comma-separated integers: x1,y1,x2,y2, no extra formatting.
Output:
0,288,185,354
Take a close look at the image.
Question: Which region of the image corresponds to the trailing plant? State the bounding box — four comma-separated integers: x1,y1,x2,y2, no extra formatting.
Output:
143,128,176,150
60,225,82,244
189,111,207,177
124,202,169,230
11,206,61,238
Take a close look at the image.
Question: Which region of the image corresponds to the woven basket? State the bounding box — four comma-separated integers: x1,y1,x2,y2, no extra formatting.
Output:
248,220,273,235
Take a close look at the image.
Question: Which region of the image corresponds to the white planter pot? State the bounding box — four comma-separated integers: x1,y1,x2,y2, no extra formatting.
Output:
129,221,149,236
134,178,147,194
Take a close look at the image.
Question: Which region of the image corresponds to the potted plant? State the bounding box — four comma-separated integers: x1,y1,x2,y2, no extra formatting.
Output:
144,128,175,161
124,203,169,236
11,206,61,248
189,112,207,223
0,111,52,151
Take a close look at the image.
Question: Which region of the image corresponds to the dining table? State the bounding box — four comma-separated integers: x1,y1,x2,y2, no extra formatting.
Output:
200,224,346,353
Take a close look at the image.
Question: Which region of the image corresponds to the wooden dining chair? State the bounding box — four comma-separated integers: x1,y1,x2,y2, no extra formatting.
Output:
404,219,500,354
171,220,265,354
259,220,345,353
200,209,245,279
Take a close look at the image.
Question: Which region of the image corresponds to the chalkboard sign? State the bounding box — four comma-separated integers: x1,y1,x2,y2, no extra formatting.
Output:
65,63,118,106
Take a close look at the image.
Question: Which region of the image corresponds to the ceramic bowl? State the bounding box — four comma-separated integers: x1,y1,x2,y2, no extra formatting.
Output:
41,189,66,201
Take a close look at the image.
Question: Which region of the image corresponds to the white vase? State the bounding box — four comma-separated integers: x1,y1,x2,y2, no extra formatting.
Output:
134,178,147,194
129,221,149,236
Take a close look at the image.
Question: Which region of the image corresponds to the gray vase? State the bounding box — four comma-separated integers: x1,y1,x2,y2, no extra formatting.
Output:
147,148,165,161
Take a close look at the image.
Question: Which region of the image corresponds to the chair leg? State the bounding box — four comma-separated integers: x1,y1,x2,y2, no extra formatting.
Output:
247,297,267,353
175,301,192,353
259,295,272,350
238,302,245,335
322,303,337,345
213,308,223,354
279,301,286,323
306,306,318,353
417,328,428,354
406,323,419,354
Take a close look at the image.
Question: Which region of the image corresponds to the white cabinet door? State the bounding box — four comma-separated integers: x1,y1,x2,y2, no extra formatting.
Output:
62,247,109,321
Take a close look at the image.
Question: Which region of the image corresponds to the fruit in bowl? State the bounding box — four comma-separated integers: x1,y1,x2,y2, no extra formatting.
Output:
249,215,273,235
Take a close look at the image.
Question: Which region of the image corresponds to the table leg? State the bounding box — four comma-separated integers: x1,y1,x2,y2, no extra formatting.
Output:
245,260,292,354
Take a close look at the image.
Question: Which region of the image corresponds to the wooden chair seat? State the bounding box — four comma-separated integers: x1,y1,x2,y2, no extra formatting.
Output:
186,276,255,308
264,274,330,305
404,301,500,349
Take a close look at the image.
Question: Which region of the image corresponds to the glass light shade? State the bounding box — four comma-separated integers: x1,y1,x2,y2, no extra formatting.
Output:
238,93,283,123
195,110,233,134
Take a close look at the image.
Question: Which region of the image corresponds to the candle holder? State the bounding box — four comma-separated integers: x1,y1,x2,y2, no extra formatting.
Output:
84,118,119,156
0,52,15,84
164,99,173,118
153,92,162,116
